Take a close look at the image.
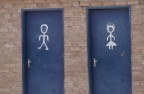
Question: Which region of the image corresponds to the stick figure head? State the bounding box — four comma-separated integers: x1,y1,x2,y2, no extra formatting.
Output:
41,24,48,34
107,23,115,33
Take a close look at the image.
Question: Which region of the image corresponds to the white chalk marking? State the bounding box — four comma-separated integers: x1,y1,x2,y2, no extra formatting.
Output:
38,24,49,50
106,23,117,50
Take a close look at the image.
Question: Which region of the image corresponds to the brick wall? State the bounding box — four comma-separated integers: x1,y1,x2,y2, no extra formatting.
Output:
0,0,143,94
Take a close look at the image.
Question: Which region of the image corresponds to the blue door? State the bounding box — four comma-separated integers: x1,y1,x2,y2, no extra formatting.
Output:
22,9,64,94
87,7,132,94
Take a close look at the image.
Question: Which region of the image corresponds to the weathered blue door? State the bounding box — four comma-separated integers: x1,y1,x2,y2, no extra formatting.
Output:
22,9,64,94
87,7,132,94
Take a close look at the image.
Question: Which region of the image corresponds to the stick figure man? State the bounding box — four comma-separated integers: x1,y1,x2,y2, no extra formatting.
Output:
106,24,117,50
38,24,49,50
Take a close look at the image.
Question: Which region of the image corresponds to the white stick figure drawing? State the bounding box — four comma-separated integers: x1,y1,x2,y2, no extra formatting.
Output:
38,24,49,50
106,23,117,50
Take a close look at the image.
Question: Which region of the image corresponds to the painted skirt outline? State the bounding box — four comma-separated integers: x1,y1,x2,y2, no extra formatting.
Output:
38,24,49,50
106,23,117,50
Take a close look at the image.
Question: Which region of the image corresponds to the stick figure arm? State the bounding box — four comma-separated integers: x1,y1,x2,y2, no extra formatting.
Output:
46,35,49,41
107,36,110,41
39,35,42,41
111,35,115,40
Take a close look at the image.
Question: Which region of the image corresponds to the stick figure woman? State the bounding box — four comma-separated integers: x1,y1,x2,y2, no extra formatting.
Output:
38,24,49,50
106,24,117,50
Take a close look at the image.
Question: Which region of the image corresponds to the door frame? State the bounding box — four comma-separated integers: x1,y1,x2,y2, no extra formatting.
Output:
21,8,64,94
86,6,131,94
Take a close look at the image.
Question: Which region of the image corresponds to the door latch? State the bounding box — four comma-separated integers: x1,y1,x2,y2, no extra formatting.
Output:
27,59,32,68
93,58,98,68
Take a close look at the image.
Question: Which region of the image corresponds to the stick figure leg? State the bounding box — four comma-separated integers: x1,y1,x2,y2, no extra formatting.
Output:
44,43,49,50
109,46,111,50
38,43,44,49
